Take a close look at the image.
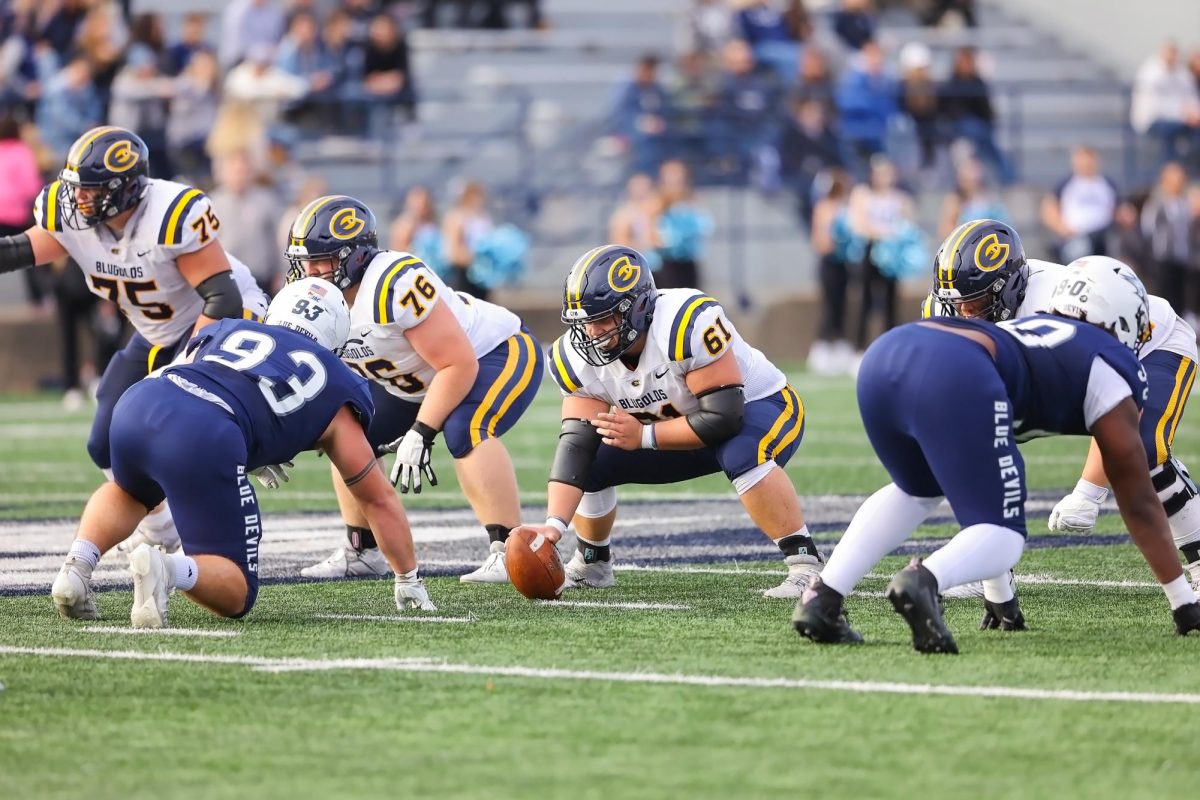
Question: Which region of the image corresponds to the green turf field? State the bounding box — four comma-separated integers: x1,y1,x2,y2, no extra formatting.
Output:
1,373,1198,799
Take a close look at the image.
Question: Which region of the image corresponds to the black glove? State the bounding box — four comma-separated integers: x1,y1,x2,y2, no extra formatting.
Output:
1173,601,1200,636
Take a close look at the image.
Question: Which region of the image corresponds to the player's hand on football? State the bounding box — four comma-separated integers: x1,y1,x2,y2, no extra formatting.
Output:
385,426,438,493
394,572,437,612
522,523,563,545
594,408,644,451
250,461,293,490
1047,490,1100,533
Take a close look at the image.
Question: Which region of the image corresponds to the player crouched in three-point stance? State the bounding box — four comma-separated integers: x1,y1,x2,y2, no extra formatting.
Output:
794,260,1200,652
285,196,542,584
921,220,1200,600
50,279,434,627
517,244,818,598
0,126,268,553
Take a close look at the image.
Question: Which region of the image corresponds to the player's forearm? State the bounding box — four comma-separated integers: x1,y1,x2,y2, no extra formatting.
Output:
546,480,584,525
1079,437,1110,488
645,417,705,450
417,360,478,431
356,494,418,574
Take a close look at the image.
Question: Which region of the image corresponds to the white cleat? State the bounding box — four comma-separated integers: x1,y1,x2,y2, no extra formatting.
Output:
1186,561,1200,595
300,546,391,579
563,550,615,589
118,519,181,554
51,558,99,620
460,541,510,584
129,543,172,629
762,554,822,599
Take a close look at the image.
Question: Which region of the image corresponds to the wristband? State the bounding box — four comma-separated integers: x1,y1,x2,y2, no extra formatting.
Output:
412,420,439,443
545,516,568,535
640,422,657,450
1073,478,1109,504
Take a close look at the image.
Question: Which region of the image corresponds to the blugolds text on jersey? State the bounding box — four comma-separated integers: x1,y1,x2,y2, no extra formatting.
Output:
618,389,669,411
94,261,145,279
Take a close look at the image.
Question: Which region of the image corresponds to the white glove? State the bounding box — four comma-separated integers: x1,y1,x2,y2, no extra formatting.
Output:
1048,480,1108,533
394,571,437,611
250,461,293,490
385,423,438,493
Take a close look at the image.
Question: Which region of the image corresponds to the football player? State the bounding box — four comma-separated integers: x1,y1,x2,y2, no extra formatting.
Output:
0,126,269,552
515,244,819,598
285,196,542,584
50,279,435,627
794,262,1200,652
922,220,1200,600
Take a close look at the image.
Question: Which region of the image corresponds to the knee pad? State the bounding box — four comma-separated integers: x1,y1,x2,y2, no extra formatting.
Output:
1153,457,1200,546
577,487,617,519
732,461,776,495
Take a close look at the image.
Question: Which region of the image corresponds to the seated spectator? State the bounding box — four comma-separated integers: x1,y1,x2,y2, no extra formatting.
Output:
834,40,896,177
778,97,841,219
608,173,663,270
35,57,102,161
715,38,783,186
220,0,285,69
1040,145,1118,263
938,46,1012,183
1140,161,1192,313
791,46,835,118
361,12,414,131
166,13,211,75
655,159,713,289
897,42,939,173
167,49,221,182
937,157,1008,239
667,51,719,162
208,149,285,295
1130,41,1200,165
613,53,670,176
74,1,128,102
442,180,495,299
109,44,174,178
390,185,445,275
688,0,733,61
39,0,88,61
832,0,875,52
324,7,366,87
733,0,808,83
0,13,40,115
275,10,337,126
223,44,309,124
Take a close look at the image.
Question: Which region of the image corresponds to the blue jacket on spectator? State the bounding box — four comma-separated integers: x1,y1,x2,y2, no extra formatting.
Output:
657,204,713,262
36,65,103,159
835,68,897,147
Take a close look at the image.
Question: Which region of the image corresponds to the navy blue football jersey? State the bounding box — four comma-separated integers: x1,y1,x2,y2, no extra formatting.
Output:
164,319,374,468
932,314,1148,441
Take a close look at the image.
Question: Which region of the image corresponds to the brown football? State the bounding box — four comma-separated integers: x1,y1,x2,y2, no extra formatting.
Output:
505,526,566,600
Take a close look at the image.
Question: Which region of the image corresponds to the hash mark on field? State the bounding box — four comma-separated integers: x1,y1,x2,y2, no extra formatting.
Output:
315,614,475,624
538,600,692,610
5,645,1200,706
83,626,240,638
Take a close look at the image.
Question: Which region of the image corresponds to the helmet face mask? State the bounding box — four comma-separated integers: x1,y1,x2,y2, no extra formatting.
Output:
58,127,150,230
284,196,378,290
264,277,351,353
932,219,1028,322
561,245,657,367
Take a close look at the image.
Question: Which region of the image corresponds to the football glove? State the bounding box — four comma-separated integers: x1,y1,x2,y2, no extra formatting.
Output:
385,423,438,493
250,461,293,490
1047,490,1102,534
394,571,437,611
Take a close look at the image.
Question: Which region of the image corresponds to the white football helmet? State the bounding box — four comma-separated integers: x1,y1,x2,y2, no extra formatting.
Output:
264,277,351,352
1049,256,1151,353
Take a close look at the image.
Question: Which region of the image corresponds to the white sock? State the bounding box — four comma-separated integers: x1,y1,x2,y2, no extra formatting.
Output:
981,572,1016,603
143,502,175,532
923,524,1025,593
1163,574,1197,609
169,554,199,591
821,484,942,596
68,539,101,569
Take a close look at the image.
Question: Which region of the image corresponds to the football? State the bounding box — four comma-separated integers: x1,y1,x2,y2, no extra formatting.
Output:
505,527,566,600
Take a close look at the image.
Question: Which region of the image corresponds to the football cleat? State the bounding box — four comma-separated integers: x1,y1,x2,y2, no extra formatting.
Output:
980,596,1027,631
51,557,99,620
1186,560,1200,595
762,554,823,599
459,540,510,584
117,516,181,555
1174,601,1200,636
564,550,615,589
128,543,172,629
886,558,959,654
300,546,390,579
792,579,863,644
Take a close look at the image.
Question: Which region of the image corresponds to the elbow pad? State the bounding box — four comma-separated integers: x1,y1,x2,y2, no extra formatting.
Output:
548,418,603,489
686,384,745,447
0,233,35,274
196,270,244,319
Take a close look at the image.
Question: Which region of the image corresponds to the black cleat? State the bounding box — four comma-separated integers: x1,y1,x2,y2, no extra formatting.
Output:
1173,601,1200,636
792,579,864,645
886,559,958,654
981,596,1027,631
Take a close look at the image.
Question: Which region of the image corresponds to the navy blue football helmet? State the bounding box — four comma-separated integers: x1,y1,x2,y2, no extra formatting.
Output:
562,244,657,366
932,219,1028,321
285,195,379,289
58,126,150,230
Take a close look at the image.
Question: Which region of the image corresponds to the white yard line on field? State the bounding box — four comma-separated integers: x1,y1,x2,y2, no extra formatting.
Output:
3,645,1200,705
314,614,476,624
83,626,240,638
537,600,692,610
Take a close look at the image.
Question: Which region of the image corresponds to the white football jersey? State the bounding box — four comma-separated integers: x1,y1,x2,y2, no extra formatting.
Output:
341,250,521,400
34,178,267,346
548,288,786,419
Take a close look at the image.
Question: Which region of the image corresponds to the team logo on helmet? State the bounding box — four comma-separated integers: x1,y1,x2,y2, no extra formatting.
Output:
102,140,139,173
329,207,365,240
974,234,1009,272
607,256,641,292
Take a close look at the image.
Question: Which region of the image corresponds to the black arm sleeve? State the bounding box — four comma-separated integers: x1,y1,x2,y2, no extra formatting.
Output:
548,418,603,489
0,233,35,274
195,270,244,319
686,384,745,447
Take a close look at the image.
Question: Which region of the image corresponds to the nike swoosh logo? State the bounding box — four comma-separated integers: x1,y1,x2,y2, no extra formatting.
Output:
654,367,670,379
137,249,152,257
